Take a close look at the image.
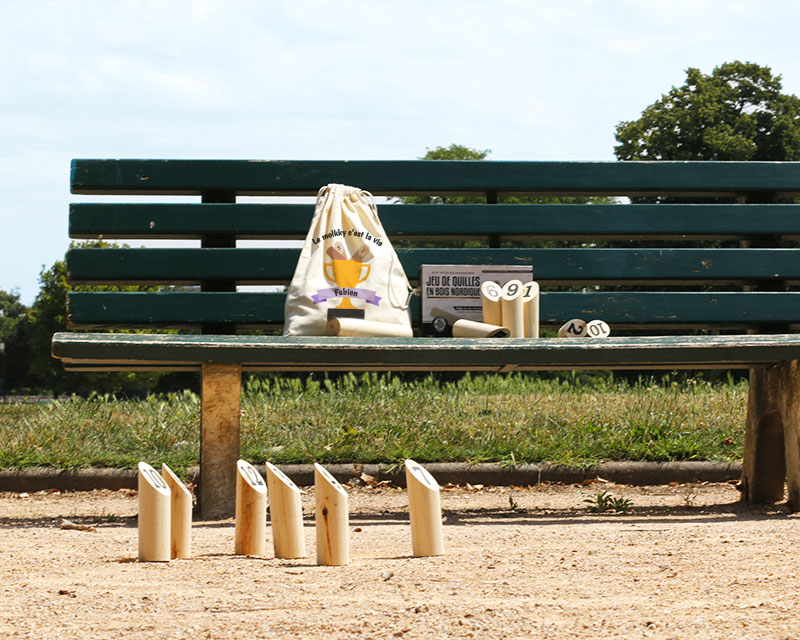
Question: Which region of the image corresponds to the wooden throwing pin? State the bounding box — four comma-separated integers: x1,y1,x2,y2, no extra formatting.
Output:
161,463,192,559
314,463,349,566
452,319,510,338
265,462,306,559
480,280,503,327
138,461,171,562
586,319,611,338
405,459,444,557
521,281,540,338
235,460,267,556
501,280,525,338
558,318,587,338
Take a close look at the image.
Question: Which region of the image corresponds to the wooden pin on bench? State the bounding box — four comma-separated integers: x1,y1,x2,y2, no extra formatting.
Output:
481,280,503,327
235,460,267,556
586,319,611,338
138,462,171,562
265,462,306,559
501,280,525,338
521,281,540,339
558,319,587,338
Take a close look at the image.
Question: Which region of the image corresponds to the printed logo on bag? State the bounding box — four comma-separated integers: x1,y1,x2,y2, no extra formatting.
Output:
311,228,384,313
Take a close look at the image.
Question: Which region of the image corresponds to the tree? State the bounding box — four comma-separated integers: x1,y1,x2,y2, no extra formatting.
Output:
398,144,604,207
0,289,31,394
615,61,800,161
25,243,174,396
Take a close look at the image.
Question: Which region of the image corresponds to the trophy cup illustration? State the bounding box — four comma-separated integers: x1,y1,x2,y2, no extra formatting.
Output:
323,243,371,320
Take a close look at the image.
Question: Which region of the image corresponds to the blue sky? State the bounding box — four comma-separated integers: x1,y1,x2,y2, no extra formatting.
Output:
4,0,800,304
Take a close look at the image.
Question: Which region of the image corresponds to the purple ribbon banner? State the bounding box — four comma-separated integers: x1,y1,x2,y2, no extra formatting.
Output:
312,287,382,306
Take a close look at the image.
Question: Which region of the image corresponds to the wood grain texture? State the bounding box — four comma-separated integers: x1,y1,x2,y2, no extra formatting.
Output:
63,290,800,330
68,202,800,240
405,460,444,557
265,462,306,559
234,460,267,556
70,159,800,196
199,363,241,520
161,463,192,559
741,361,800,511
52,332,800,371
314,463,349,566
138,462,171,562
66,247,800,285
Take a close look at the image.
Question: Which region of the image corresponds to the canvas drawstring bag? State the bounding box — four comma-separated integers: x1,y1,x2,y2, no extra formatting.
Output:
283,183,413,336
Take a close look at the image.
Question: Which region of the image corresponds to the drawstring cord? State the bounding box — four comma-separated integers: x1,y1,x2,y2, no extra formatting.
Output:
359,188,415,311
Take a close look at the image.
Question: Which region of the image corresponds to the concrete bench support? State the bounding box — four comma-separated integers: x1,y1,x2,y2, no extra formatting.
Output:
200,362,241,519
742,360,800,510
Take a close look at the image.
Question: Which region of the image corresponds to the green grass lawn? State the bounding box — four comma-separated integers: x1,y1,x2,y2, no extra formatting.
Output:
0,373,747,477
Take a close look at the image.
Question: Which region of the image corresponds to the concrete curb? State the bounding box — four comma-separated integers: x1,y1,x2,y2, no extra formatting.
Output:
0,461,741,493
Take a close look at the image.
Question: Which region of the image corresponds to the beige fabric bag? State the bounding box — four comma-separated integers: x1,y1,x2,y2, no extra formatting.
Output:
283,183,413,336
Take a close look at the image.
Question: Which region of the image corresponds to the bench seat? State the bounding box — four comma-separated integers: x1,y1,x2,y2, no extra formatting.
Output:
53,332,800,372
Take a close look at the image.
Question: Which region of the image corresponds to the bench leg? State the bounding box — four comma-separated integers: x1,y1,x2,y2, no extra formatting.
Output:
741,366,786,504
199,363,242,519
776,361,800,511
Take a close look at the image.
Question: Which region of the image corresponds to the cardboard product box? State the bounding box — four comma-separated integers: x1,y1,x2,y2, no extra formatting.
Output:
420,264,533,336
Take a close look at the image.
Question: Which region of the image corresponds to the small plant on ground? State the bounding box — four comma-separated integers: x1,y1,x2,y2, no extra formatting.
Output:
584,489,633,513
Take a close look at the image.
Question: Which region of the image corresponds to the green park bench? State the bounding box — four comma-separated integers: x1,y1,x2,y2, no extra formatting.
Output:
52,159,800,518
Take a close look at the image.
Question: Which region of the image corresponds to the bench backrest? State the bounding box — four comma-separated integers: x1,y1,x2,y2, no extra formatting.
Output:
67,159,800,334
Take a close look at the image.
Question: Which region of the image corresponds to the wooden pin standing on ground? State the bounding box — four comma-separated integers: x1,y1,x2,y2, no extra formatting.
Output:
235,460,267,556
161,463,192,559
405,459,444,557
521,281,540,338
138,462,171,562
265,462,306,559
314,463,349,566
501,280,525,338
480,280,503,327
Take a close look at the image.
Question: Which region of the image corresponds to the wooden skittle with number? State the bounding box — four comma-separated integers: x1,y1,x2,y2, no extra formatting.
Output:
235,460,267,556
138,461,171,562
586,319,611,338
265,462,306,559
481,280,503,327
405,459,445,557
501,280,525,338
351,244,373,263
558,319,588,338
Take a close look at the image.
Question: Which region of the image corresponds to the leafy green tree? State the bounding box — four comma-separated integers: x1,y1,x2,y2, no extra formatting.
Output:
615,61,800,161
0,289,31,394
399,144,601,206
26,243,172,396
26,257,69,392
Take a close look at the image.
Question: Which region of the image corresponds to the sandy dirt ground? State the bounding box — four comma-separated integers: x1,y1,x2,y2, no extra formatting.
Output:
1,479,799,640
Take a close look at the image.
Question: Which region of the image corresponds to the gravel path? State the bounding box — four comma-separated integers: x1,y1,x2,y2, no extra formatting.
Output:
1,481,798,639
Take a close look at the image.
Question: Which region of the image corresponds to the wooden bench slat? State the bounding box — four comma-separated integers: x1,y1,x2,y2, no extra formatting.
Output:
65,290,800,329
71,159,800,196
51,332,800,371
69,202,800,239
66,247,800,285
